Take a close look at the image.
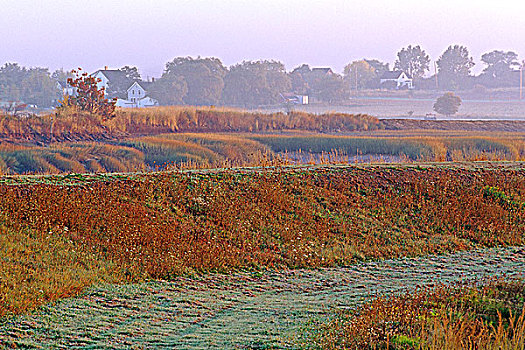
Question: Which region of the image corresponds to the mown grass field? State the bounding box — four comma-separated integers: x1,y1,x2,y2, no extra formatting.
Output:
272,98,525,120
2,247,524,348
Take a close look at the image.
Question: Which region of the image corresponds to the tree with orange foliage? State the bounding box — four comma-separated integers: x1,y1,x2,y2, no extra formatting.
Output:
59,68,116,120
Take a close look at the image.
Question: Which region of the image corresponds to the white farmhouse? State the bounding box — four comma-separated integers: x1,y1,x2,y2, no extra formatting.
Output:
127,81,149,103
380,71,414,89
115,81,159,108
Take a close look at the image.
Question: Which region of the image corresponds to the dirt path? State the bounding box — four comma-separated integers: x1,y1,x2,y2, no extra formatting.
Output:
2,246,524,349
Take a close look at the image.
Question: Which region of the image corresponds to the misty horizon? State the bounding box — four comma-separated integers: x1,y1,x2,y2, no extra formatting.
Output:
1,0,524,78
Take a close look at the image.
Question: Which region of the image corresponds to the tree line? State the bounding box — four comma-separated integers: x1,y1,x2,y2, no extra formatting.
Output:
1,45,523,108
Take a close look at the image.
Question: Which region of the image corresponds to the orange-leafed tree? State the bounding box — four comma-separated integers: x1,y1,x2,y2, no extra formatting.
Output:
59,68,116,120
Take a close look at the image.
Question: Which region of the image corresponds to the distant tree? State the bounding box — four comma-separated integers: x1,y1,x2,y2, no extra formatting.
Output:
308,71,347,103
433,92,462,117
0,63,27,102
437,45,475,90
480,50,520,87
291,65,347,103
364,59,389,88
222,60,291,107
394,45,430,80
59,69,116,119
292,64,312,76
289,64,311,95
163,57,226,106
52,68,74,82
0,64,59,107
365,59,389,75
149,76,188,105
119,66,141,81
344,60,377,90
21,68,60,107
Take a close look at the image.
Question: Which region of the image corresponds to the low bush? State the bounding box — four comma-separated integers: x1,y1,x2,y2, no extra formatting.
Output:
314,278,525,349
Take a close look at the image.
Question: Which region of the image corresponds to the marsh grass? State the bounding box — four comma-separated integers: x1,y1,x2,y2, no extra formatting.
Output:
1,132,525,174
0,143,145,174
110,107,381,133
249,135,435,160
0,106,381,141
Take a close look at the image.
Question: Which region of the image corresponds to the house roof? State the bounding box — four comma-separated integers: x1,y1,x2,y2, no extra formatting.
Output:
380,71,411,80
127,81,153,92
311,68,333,75
92,69,128,82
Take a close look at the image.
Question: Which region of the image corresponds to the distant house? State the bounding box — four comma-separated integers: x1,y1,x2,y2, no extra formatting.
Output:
127,81,151,102
380,71,413,89
311,67,334,76
115,81,159,108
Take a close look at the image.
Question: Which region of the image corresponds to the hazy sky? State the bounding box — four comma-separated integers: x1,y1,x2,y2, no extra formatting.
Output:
1,0,524,78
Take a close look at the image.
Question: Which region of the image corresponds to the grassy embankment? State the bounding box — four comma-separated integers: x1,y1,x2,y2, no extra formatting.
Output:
0,165,524,319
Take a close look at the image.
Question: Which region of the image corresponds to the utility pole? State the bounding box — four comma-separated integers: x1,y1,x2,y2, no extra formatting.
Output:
355,67,358,94
434,61,439,90
520,60,525,101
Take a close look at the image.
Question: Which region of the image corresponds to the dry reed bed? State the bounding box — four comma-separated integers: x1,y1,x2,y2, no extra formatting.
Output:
0,107,380,143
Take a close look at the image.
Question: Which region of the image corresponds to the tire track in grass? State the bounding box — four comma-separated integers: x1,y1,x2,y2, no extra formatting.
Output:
1,246,524,349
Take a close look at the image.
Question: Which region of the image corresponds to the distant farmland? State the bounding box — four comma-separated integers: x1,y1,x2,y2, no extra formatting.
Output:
263,98,525,120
